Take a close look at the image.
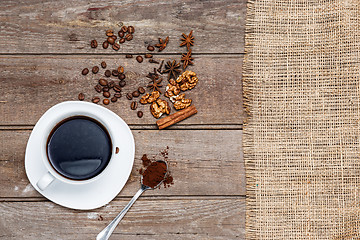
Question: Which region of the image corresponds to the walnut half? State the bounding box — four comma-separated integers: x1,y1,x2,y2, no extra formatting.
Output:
140,91,160,104
176,70,198,91
165,79,181,98
150,99,171,118
171,93,192,110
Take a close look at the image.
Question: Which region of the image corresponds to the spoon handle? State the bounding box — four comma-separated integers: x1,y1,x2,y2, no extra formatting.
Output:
96,187,147,240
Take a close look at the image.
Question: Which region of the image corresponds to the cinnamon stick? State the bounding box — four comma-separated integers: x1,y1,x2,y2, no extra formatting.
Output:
156,106,197,129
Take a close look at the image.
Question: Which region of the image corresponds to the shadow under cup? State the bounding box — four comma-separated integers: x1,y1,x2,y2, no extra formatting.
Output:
46,116,112,181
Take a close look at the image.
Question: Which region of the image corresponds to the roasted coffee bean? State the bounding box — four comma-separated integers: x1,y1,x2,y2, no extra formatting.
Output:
121,26,128,33
106,30,114,36
138,87,145,94
132,90,140,97
130,101,138,110
102,86,110,92
149,59,159,64
118,31,124,38
119,38,126,44
118,73,126,80
102,41,109,49
125,34,133,41
126,93,133,100
147,45,155,51
94,84,102,93
112,70,119,76
145,53,152,58
108,80,115,88
111,96,117,102
92,96,100,103
99,79,108,86
117,66,124,73
90,40,98,48
113,43,120,51
114,93,121,98
128,26,135,34
101,61,107,69
103,91,110,98
111,35,117,41
78,93,85,101
92,66,99,74
125,54,133,58
103,99,110,105
119,80,126,87
113,85,122,92
82,68,89,75
107,37,115,45
137,111,143,118
105,70,111,77
136,55,143,63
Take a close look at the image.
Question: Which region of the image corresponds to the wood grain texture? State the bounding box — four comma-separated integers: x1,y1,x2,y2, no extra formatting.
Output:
0,198,245,239
0,129,244,198
0,0,246,54
0,55,243,126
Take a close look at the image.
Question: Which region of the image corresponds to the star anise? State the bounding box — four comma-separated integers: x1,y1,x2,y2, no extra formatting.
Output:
180,30,194,51
181,49,194,70
163,60,181,80
155,36,169,52
147,77,163,93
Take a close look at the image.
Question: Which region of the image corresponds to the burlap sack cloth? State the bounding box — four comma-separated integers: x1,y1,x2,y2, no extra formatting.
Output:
243,0,360,239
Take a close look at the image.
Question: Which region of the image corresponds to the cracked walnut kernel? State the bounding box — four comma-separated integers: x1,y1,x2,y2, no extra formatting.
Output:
176,71,198,91
150,99,171,118
171,93,192,110
140,91,160,104
165,79,181,98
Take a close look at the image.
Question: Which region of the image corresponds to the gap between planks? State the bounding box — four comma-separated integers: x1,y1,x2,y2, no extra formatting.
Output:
0,53,244,56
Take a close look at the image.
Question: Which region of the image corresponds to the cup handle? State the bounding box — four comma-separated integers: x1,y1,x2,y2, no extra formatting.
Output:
36,172,55,191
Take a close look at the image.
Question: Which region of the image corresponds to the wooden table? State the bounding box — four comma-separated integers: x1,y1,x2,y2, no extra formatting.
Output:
0,1,245,239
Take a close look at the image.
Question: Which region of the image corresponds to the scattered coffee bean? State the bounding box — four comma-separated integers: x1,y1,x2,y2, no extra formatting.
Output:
107,37,115,45
136,55,143,63
149,59,159,64
111,96,117,102
103,99,110,105
92,66,99,74
99,79,108,86
125,34,133,41
128,26,135,34
114,85,122,92
138,87,145,94
103,91,110,98
105,70,111,77
130,101,138,110
101,61,107,69
102,41,109,49
102,86,110,92
117,66,124,73
132,90,140,97
119,38,126,44
113,43,120,51
119,80,126,87
111,35,117,41
125,54,133,58
145,53,152,58
82,68,89,75
106,30,114,36
126,93,133,100
108,80,115,88
115,147,119,154
137,111,143,118
112,70,119,76
118,31,125,38
121,26,128,33
78,93,85,101
147,45,155,51
92,96,100,104
114,93,121,98
90,40,98,48
118,73,126,80
94,84,102,93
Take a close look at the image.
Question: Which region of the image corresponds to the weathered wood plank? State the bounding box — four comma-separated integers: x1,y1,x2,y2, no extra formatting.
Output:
0,129,244,198
0,55,243,125
0,198,245,239
0,0,246,54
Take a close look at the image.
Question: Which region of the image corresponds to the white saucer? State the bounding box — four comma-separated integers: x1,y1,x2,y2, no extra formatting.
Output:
25,101,135,210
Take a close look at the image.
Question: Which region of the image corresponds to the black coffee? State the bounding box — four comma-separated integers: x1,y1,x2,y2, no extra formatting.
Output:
47,116,112,180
